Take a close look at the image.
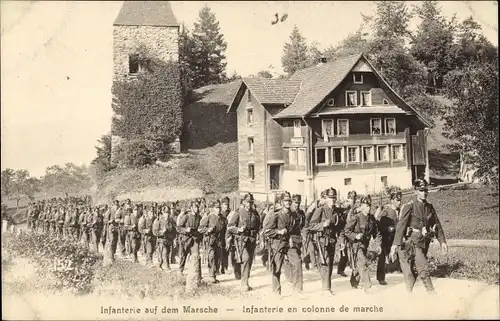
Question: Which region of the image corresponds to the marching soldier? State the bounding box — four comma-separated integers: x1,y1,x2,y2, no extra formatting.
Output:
264,192,304,296
101,204,111,250
79,206,92,249
259,200,274,270
226,198,243,277
302,190,327,270
56,205,65,237
153,204,177,270
375,189,402,285
337,190,358,277
124,204,142,263
219,197,231,274
38,205,46,233
198,200,227,283
227,193,261,292
344,195,382,293
68,206,80,240
390,179,448,294
63,205,72,237
308,188,341,295
114,203,127,257
139,205,157,265
177,200,203,275
90,206,104,253
167,203,178,264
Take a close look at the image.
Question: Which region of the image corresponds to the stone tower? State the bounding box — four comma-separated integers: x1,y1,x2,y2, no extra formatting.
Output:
111,1,180,165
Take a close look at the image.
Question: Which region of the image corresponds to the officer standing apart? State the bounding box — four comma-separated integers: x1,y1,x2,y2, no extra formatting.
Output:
227,193,261,292
344,196,382,293
264,192,304,296
375,189,402,285
390,179,448,294
308,188,341,296
198,200,227,283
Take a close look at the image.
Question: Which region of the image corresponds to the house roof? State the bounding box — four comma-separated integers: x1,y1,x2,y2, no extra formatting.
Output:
243,78,301,105
226,53,431,127
114,1,179,27
275,53,363,118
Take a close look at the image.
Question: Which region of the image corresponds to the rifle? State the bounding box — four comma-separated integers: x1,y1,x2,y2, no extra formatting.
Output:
313,232,327,266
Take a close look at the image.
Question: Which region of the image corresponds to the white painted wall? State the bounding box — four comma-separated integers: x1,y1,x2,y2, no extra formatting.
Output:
313,166,412,199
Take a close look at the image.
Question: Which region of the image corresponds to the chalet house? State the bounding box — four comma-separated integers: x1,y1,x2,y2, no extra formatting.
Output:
227,54,431,202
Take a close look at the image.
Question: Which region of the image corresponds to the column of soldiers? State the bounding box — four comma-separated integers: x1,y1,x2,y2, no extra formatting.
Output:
22,178,448,296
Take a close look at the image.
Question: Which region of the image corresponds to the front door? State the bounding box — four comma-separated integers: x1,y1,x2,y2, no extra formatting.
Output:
269,165,281,190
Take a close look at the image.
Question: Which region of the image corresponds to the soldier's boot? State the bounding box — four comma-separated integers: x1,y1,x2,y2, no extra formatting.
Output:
421,276,437,294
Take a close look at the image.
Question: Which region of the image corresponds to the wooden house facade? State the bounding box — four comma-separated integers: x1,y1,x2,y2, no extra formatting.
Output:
228,54,430,202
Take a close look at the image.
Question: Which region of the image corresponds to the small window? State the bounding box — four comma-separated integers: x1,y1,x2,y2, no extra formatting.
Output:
347,146,359,163
322,119,334,138
383,99,390,105
392,144,404,161
293,120,302,137
129,54,139,74
248,137,254,153
247,90,251,102
289,148,297,165
361,91,372,106
344,178,352,186
385,118,396,135
377,145,389,162
297,148,306,166
381,176,388,185
362,146,375,162
353,73,363,84
247,108,254,125
327,98,335,106
332,147,344,164
346,91,357,106
337,119,349,136
248,164,255,180
370,118,382,136
316,148,328,165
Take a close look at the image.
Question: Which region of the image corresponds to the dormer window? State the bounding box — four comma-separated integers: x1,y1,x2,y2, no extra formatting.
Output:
129,54,139,74
327,98,335,106
353,73,363,84
383,99,390,105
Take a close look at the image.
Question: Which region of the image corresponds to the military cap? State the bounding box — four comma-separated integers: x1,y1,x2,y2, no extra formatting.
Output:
292,194,301,202
325,188,337,198
347,191,357,199
413,179,429,191
281,192,292,202
211,200,221,208
221,197,230,205
360,195,372,205
243,193,254,202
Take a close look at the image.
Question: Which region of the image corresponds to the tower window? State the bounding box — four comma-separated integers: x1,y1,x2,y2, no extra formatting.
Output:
129,54,139,74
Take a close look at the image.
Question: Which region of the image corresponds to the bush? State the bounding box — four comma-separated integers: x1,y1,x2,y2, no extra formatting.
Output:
2,233,102,294
115,139,157,168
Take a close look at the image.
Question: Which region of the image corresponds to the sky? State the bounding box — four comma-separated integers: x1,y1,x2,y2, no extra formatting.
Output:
1,1,498,178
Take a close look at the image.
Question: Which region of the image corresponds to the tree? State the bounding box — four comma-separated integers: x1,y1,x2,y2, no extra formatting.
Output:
256,70,273,78
41,164,91,196
443,60,499,188
410,1,457,92
191,6,228,88
91,133,113,178
281,25,309,75
179,24,196,105
1,168,15,199
112,46,183,165
11,170,39,207
325,29,370,61
306,41,324,67
371,1,413,42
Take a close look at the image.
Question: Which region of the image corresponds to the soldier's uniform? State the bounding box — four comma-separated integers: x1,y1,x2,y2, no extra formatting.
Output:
124,204,142,263
108,203,121,262
344,196,382,292
226,201,243,278
177,201,203,274
139,208,157,265
198,200,227,283
90,207,104,253
101,205,111,249
176,208,188,263
309,188,342,294
393,179,447,294
69,208,80,240
337,191,358,276
153,207,177,270
38,207,46,233
259,201,274,270
114,206,127,257
302,191,326,270
264,192,303,295
219,197,231,274
227,193,261,292
63,206,72,237
56,206,65,237
79,208,92,248
376,191,401,284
